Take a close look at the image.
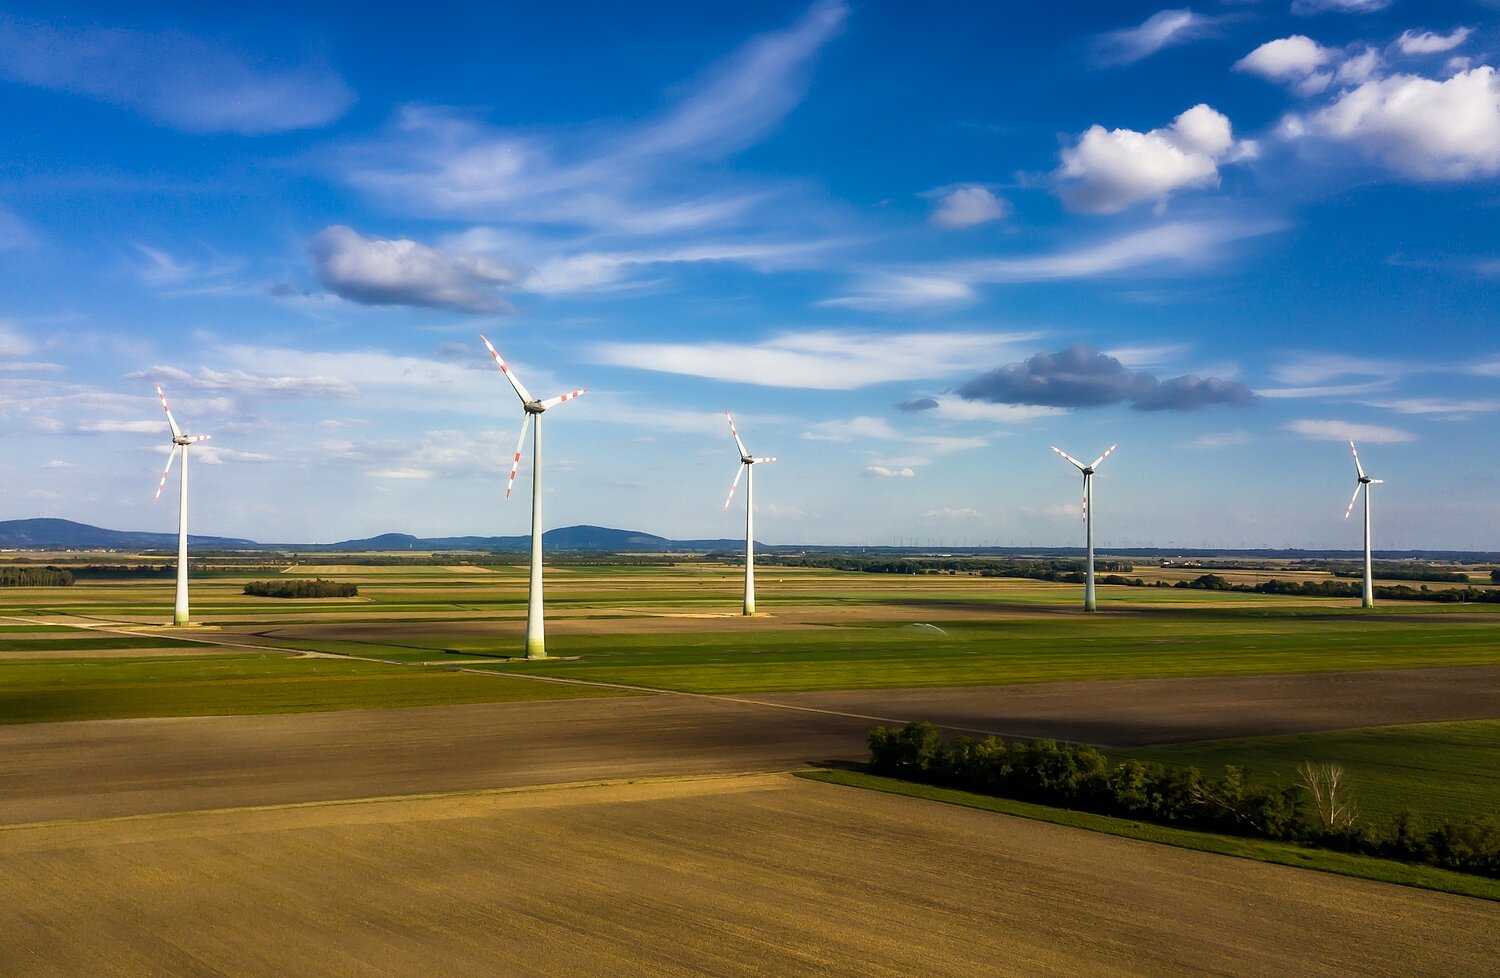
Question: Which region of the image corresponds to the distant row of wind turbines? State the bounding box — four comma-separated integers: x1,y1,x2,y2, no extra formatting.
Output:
150,338,1390,655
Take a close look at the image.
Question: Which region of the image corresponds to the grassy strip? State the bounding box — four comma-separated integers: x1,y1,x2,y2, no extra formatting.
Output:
798,769,1500,903
1122,720,1500,825
0,654,628,723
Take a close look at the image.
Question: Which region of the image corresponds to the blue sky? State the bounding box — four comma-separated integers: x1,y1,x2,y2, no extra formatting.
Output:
2,0,1498,549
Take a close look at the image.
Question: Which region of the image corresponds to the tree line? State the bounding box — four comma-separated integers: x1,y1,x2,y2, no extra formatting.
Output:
0,566,73,587
1175,573,1500,603
242,579,358,598
869,722,1499,879
759,554,1135,582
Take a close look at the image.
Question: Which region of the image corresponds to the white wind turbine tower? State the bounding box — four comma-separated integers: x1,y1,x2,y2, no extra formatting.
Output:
1344,441,1384,609
482,335,587,659
1051,443,1117,612
153,386,211,626
722,412,777,616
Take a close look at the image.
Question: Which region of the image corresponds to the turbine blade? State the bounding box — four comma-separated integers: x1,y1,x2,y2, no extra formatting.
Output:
184,434,212,443
1350,441,1365,480
722,462,747,511
154,447,179,502
1344,482,1362,520
156,385,183,439
505,414,532,500
1090,443,1118,470
753,456,778,463
1369,478,1384,485
1081,479,1088,523
1051,445,1086,472
539,388,588,410
725,411,749,457
480,334,535,404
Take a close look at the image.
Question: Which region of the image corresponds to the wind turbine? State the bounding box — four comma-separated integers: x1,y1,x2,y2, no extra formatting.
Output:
482,335,587,659
1344,441,1384,609
153,386,211,626
1050,443,1117,612
722,412,777,616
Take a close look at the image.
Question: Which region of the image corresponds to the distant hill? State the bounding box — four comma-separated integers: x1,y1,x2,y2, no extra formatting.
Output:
0,519,744,553
2,518,1495,560
0,518,257,551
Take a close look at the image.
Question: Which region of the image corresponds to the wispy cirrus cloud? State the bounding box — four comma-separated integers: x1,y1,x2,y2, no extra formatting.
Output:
1092,9,1224,67
594,329,1038,390
1285,418,1414,443
825,219,1286,310
0,14,353,133
336,0,847,233
127,364,358,399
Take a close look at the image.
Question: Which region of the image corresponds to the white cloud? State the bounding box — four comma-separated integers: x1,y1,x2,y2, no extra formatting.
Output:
43,459,74,469
521,241,826,294
819,275,978,312
804,416,899,441
1398,29,1473,56
1185,430,1251,449
0,323,33,358
0,15,352,134
128,364,359,399
78,419,161,434
1284,419,1415,443
1270,354,1402,386
1235,35,1333,83
594,329,1035,390
924,507,981,520
864,465,915,478
927,185,1010,228
1292,0,1389,13
370,468,434,480
309,225,519,314
1094,9,1218,66
1366,397,1500,416
1294,67,1500,179
338,1,847,232
828,220,1286,310
1057,105,1252,213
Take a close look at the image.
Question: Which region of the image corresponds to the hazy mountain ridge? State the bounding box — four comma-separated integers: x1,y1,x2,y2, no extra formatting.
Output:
2,519,1495,560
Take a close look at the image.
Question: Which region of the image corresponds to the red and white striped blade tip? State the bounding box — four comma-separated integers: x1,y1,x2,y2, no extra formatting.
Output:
725,412,749,454
722,462,746,510
1343,484,1362,519
1050,446,1084,469
541,388,587,409
505,417,531,499
754,456,777,463
1091,443,1118,468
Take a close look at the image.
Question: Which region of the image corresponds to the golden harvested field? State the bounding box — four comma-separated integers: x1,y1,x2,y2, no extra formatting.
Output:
2,773,1494,978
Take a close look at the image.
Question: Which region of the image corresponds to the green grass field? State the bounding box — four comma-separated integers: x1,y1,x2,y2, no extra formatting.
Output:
0,652,626,723
1123,720,1500,825
3,561,1498,718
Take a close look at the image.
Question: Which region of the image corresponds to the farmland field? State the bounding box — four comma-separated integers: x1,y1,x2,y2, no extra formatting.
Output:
1,554,1497,974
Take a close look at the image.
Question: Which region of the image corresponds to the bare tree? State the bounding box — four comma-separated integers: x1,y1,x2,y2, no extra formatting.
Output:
1298,761,1359,833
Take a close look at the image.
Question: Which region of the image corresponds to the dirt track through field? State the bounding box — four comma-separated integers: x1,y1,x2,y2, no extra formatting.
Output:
1,774,1493,978
5,664,1500,825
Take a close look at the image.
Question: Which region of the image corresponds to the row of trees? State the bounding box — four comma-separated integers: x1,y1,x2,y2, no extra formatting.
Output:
243,579,358,598
868,722,1500,878
0,566,73,587
1176,573,1500,603
761,554,1135,581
